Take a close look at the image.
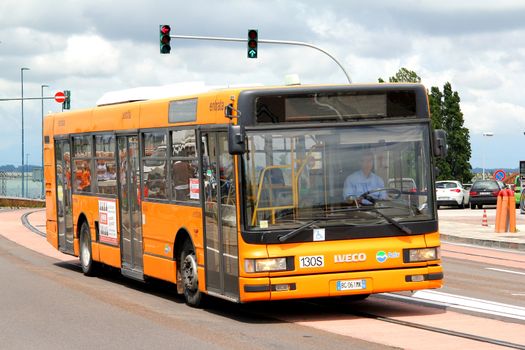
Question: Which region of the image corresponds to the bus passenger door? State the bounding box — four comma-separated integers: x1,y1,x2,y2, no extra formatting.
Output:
202,132,239,301
117,135,144,280
55,139,74,254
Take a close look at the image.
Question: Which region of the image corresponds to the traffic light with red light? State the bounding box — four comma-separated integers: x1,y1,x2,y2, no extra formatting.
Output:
160,25,171,54
247,29,258,58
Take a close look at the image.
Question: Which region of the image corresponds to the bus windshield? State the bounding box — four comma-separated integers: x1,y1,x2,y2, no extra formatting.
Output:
243,123,433,230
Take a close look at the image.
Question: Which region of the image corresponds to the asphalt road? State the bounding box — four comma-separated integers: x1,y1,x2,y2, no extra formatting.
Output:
2,209,525,349
441,242,525,307
0,235,391,350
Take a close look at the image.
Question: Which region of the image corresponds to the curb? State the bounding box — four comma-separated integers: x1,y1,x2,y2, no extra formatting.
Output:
440,234,525,252
20,209,46,237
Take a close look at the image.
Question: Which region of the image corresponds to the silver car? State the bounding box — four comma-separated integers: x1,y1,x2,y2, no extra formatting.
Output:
436,180,469,209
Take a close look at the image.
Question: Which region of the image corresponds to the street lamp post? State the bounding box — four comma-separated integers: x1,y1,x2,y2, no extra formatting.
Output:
26,153,29,197
482,132,494,180
41,84,49,198
21,67,30,198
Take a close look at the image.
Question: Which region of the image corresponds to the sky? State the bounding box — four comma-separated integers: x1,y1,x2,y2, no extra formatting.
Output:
1,0,524,170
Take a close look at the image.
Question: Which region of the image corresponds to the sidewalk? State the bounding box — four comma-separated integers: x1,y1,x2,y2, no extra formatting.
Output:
4,208,525,254
439,220,525,251
0,208,74,262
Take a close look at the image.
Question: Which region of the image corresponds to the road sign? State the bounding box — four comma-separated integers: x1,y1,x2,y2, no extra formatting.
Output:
54,91,65,103
493,169,506,181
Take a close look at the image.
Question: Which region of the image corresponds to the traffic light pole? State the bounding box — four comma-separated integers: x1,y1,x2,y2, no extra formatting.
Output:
171,34,352,84
0,97,56,101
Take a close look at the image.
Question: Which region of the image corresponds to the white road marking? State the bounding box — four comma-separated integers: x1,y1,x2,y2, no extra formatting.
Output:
486,267,525,276
384,290,525,321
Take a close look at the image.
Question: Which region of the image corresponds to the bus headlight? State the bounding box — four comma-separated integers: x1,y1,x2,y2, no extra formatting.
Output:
245,257,287,273
406,247,440,262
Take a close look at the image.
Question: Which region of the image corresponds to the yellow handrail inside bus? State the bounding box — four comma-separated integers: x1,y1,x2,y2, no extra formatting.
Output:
250,165,295,226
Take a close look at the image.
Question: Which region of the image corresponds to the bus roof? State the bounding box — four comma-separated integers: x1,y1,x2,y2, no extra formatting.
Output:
95,82,425,106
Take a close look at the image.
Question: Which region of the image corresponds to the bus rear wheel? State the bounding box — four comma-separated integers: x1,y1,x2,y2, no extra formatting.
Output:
79,222,97,276
180,240,203,307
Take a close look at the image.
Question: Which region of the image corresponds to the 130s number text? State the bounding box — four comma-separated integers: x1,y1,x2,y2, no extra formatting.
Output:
299,255,324,268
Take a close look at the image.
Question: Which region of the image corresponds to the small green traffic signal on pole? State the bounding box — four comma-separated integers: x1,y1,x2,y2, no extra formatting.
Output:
247,29,258,58
63,90,71,110
160,25,171,54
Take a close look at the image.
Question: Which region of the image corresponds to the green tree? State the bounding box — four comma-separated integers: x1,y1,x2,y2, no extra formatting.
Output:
380,68,473,182
378,67,421,83
442,82,472,182
428,87,451,179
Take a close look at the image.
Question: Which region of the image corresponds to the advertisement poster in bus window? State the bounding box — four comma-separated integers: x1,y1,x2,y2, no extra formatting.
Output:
99,199,117,245
190,178,200,199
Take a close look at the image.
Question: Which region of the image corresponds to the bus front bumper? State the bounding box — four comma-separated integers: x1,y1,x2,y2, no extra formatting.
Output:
239,265,443,303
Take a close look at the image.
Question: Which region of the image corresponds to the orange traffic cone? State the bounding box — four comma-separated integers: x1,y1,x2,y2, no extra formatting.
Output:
482,209,488,227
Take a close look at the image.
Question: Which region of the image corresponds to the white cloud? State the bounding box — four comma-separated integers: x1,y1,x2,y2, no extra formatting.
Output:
31,34,120,77
1,0,525,169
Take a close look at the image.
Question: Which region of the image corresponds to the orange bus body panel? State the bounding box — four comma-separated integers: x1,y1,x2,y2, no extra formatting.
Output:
143,255,177,283
97,243,121,268
237,232,442,302
142,202,203,260
92,103,140,131
44,114,58,249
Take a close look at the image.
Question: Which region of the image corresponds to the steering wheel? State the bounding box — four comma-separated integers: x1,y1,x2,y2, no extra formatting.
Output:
358,188,402,205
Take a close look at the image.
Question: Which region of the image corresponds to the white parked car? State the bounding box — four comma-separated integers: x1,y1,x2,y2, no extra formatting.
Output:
435,180,469,209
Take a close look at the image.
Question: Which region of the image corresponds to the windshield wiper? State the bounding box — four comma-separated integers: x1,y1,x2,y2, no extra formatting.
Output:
278,219,320,243
367,207,412,235
276,206,411,243
275,215,361,243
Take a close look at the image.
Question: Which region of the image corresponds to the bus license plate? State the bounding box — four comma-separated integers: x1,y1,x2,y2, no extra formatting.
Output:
336,279,367,291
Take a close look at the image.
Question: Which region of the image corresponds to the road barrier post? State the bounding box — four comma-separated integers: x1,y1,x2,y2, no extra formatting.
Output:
495,190,508,233
508,188,517,232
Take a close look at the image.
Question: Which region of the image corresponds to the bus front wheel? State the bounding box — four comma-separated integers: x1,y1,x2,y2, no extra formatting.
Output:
79,222,97,276
180,240,203,307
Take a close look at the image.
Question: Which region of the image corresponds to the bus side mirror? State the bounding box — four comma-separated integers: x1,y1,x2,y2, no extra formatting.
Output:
433,129,447,158
228,124,245,155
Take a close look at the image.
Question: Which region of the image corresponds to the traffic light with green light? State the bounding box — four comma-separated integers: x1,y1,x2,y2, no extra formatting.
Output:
247,29,258,58
160,25,171,54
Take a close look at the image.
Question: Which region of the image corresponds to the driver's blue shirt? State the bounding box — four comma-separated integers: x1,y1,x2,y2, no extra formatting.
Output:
343,170,386,203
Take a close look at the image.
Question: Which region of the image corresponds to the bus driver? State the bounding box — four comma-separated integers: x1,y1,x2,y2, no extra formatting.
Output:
343,151,386,205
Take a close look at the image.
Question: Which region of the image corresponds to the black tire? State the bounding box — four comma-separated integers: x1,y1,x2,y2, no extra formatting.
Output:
457,198,464,209
180,240,203,307
470,203,475,209
79,221,97,276
478,204,483,209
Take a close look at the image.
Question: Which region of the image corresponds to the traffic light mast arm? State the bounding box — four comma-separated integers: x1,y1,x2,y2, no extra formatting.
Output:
171,34,352,84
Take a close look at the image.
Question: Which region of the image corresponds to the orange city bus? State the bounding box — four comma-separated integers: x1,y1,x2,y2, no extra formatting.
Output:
44,83,446,306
